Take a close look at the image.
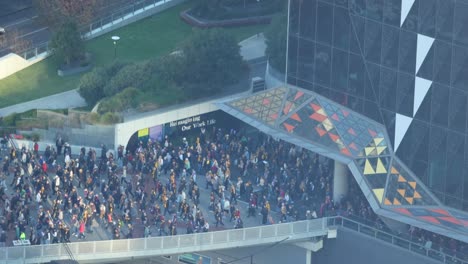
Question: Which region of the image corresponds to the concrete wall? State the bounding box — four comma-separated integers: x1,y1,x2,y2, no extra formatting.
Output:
314,228,441,264
114,100,219,148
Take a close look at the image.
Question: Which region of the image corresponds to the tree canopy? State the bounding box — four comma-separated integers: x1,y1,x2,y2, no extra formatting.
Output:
49,20,85,65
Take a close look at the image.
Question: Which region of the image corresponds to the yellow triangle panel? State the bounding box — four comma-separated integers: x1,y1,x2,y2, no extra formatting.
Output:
375,158,387,174
376,146,387,155
365,147,376,156
364,159,376,175
374,137,384,146
373,188,385,203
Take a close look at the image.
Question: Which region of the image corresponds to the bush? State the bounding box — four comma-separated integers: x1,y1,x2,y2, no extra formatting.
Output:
1,113,18,126
103,62,152,97
98,87,141,114
78,67,107,106
100,112,121,124
78,61,128,106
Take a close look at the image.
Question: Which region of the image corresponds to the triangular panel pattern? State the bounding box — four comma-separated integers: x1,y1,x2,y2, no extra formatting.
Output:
356,156,391,191
400,0,416,26
229,87,287,125
383,159,437,206
394,113,413,151
413,77,432,117
416,34,435,75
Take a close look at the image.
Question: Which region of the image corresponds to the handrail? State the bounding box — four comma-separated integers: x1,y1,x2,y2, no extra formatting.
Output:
328,216,468,264
0,218,328,263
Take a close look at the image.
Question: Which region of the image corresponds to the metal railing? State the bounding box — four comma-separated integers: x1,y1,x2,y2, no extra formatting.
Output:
0,218,328,263
328,217,468,264
17,0,175,61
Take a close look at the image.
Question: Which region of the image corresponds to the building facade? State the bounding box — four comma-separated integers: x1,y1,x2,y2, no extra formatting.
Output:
287,0,468,211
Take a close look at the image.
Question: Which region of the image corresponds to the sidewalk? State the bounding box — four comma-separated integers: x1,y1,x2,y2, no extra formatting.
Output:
0,89,86,117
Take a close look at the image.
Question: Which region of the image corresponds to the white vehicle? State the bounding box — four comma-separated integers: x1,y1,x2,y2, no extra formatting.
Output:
0,27,5,36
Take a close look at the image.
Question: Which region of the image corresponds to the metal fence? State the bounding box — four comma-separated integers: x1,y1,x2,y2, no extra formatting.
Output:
0,218,327,263
19,0,176,61
328,217,468,264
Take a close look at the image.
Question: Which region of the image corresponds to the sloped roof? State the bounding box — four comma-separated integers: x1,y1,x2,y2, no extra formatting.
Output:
217,86,468,243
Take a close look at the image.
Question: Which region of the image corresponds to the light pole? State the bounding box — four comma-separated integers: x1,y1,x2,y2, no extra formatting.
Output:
111,35,120,59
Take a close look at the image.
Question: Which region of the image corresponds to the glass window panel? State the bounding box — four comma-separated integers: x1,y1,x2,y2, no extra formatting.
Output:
350,15,365,54
381,24,399,69
381,109,395,147
289,0,301,35
365,0,383,21
331,48,349,92
398,30,417,74
348,53,365,98
314,43,332,87
428,126,447,193
349,0,366,16
416,44,434,81
379,67,397,111
383,0,401,27
364,19,382,64
445,131,464,198
451,45,468,92
335,0,348,8
453,2,468,46
298,0,317,40
430,83,449,127
396,120,429,173
448,88,467,133
432,40,451,86
287,35,299,80
464,139,468,204
396,73,414,117
333,7,351,51
363,99,382,124
316,1,333,45
297,39,315,84
417,0,436,37
435,0,454,42
401,0,418,32
413,86,432,123
364,62,380,102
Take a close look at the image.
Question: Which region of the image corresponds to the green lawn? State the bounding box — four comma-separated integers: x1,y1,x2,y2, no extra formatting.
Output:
0,1,268,109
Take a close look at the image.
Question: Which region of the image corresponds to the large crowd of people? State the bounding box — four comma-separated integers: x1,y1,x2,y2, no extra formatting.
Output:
0,124,467,262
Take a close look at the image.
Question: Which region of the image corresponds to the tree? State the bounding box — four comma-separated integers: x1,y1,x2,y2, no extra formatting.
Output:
35,0,103,30
265,14,287,73
181,29,245,95
78,67,107,106
49,20,85,65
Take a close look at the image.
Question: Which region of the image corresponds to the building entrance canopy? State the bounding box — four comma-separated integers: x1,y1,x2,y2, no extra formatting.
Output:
216,86,468,243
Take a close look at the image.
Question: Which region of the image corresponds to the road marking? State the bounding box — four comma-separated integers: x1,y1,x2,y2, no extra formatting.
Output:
18,27,48,38
3,16,39,28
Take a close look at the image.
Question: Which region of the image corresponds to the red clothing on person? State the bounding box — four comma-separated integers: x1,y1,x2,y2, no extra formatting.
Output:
42,162,48,173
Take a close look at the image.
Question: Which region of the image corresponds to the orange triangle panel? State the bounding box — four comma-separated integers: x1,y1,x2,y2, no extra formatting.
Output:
368,129,377,138
397,189,406,197
328,133,340,142
393,199,401,205
315,127,327,137
311,103,322,112
291,113,302,122
384,198,392,205
419,216,441,224
398,175,406,182
438,217,462,225
331,113,340,121
270,113,278,120
391,166,399,174
405,197,414,204
283,102,293,115
341,148,351,156
310,112,327,122
283,123,295,133
430,208,450,216
342,109,350,117
349,142,358,151
413,191,421,199
408,181,417,189
262,98,271,105
294,91,304,101
348,128,357,136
